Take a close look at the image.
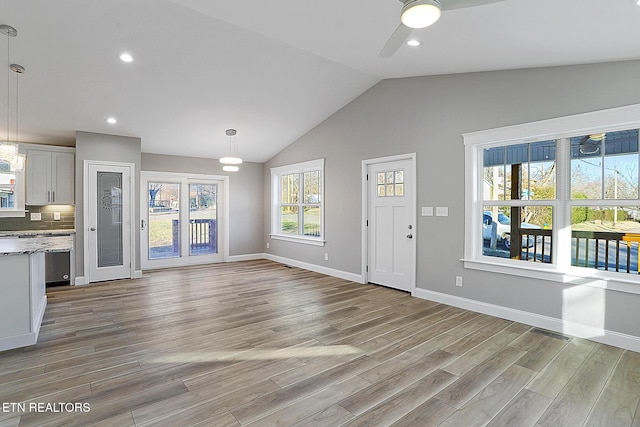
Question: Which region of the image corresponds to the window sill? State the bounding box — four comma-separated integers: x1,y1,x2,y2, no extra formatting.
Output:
270,234,325,247
0,210,27,218
462,257,640,295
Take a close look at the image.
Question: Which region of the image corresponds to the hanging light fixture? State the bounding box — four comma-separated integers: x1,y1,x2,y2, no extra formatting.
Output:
219,128,242,172
0,24,25,172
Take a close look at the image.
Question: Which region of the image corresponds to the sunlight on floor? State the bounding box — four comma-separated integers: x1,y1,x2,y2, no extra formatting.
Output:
148,345,364,363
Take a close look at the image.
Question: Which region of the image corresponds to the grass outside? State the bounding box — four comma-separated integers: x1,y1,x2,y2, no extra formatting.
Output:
148,209,216,248
572,220,640,233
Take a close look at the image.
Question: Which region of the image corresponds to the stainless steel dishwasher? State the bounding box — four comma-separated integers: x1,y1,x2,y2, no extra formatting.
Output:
45,251,71,286
18,234,72,286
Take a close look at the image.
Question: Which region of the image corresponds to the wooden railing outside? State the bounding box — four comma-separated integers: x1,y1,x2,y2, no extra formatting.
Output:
515,228,640,274
172,219,217,255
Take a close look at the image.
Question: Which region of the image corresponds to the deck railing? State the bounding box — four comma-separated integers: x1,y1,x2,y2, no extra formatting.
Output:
172,219,217,254
515,228,640,274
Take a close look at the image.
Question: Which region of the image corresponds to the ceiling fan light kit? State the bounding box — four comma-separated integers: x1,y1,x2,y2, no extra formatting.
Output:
401,0,442,29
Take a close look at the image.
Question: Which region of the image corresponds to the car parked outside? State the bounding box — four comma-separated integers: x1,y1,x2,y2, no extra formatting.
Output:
483,211,540,249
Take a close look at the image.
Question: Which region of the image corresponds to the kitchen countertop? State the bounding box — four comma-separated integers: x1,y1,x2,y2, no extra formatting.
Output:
0,235,74,256
0,230,75,237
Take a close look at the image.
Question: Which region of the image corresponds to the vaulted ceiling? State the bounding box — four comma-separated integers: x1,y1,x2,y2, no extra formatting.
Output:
1,0,639,162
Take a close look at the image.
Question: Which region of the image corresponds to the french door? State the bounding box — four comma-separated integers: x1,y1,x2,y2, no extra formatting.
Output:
141,172,226,269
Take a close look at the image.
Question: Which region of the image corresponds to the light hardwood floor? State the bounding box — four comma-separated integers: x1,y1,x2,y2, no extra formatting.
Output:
1,260,640,426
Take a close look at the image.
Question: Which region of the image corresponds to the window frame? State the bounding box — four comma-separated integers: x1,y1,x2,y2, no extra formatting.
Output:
270,158,325,246
0,148,26,218
463,103,640,294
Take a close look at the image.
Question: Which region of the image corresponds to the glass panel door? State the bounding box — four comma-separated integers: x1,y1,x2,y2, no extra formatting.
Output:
97,171,123,267
148,182,180,259
141,173,224,269
189,183,218,255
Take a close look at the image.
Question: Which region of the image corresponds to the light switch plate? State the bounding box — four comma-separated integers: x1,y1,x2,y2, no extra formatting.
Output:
30,212,42,221
53,212,61,220
421,207,434,217
435,206,449,217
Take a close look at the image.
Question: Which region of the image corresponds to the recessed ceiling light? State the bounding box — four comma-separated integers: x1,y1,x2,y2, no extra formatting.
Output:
407,39,421,47
119,52,133,63
106,117,117,124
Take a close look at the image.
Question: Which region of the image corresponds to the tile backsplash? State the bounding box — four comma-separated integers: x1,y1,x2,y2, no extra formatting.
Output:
0,205,75,231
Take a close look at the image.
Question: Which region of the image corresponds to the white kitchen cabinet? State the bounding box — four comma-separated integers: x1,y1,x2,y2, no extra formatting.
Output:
0,252,46,352
26,149,75,205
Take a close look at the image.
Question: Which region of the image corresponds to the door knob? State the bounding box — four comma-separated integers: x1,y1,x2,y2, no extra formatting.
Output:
90,227,96,231
406,234,413,239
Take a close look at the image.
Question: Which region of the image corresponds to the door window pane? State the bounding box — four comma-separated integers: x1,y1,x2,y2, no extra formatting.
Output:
148,182,180,259
377,169,405,197
97,172,123,267
189,184,218,256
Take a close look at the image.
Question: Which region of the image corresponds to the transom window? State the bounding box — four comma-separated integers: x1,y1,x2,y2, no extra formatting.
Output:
464,103,640,290
271,159,325,246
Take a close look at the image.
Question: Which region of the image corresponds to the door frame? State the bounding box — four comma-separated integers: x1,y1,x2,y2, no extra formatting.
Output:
83,160,136,283
361,153,417,290
140,171,230,269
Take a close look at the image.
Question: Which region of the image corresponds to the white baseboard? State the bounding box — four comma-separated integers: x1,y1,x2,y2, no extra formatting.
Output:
31,296,47,343
413,288,640,353
134,270,143,279
228,253,265,262
74,276,86,286
264,254,364,283
0,332,38,352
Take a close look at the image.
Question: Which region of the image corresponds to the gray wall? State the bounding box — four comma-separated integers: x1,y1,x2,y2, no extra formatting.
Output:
75,131,142,278
141,153,264,257
264,60,640,337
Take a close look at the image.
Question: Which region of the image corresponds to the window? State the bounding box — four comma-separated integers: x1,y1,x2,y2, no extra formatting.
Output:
464,103,640,290
0,155,25,217
271,159,324,245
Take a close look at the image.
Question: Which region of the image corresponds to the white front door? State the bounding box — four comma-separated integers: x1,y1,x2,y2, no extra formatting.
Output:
86,163,133,282
366,156,416,292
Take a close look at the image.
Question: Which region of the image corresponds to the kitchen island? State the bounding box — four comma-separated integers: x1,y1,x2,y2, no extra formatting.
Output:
0,236,73,352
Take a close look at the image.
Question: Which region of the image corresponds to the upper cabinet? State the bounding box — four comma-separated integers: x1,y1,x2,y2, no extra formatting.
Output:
26,148,75,205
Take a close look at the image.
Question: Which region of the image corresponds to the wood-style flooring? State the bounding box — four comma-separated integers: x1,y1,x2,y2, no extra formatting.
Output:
1,260,639,426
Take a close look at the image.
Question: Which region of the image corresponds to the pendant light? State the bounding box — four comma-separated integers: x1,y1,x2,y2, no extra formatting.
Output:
219,129,242,172
0,24,25,172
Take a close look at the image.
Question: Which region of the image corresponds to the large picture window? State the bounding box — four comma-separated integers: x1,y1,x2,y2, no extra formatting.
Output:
464,104,640,290
271,159,324,245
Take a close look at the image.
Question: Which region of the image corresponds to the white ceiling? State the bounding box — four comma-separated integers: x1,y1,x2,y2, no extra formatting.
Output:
1,0,639,162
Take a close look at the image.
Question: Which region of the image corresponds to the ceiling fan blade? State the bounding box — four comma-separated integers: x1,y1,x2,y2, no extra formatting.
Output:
378,23,414,58
441,0,506,11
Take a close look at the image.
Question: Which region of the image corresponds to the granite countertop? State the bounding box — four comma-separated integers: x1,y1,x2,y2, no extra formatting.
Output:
0,230,75,237
0,235,74,256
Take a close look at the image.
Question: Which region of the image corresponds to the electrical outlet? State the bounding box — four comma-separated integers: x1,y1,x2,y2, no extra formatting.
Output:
266,242,270,249
455,276,463,287
324,253,329,261
53,212,61,221
30,212,41,221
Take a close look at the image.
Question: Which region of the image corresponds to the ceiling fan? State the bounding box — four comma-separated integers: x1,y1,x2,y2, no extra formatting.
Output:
379,0,507,58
